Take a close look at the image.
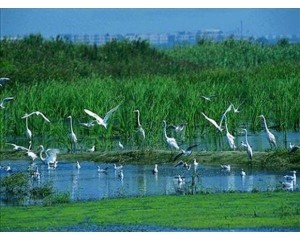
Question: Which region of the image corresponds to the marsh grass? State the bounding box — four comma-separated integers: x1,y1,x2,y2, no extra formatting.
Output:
1,38,300,150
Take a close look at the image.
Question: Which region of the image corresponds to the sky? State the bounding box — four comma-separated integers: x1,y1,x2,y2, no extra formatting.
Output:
1,8,299,38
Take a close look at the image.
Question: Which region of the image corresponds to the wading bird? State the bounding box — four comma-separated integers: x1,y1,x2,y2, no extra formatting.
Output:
258,115,277,148
0,97,14,109
24,117,32,141
118,141,124,149
192,158,199,171
242,128,253,161
84,104,120,129
67,116,77,153
288,143,300,154
201,112,223,132
167,123,187,133
284,170,297,183
76,161,81,170
175,160,191,171
114,164,123,171
86,145,95,152
221,164,231,171
80,120,96,128
38,145,60,166
133,109,146,140
240,169,246,177
97,166,109,174
173,144,198,161
163,120,180,150
6,143,29,152
21,111,51,123
224,115,236,150
152,164,158,174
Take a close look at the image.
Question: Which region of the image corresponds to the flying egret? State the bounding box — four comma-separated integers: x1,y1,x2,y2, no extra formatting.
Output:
79,120,96,128
201,112,223,132
133,109,146,140
0,97,14,109
201,95,217,101
0,77,10,84
38,145,60,165
152,164,158,174
21,111,51,123
167,123,187,133
6,143,29,152
67,116,77,153
175,160,191,171
84,104,120,129
224,115,236,150
258,115,277,148
173,144,198,161
163,120,180,150
242,128,253,161
230,100,245,113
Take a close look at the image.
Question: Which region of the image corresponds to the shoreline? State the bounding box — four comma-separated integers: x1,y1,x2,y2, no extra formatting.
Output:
1,149,299,170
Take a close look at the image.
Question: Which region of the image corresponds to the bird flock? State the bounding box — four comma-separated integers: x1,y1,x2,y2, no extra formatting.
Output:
1,78,299,192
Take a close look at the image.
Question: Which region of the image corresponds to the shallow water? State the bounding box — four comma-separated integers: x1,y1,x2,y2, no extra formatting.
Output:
0,159,298,205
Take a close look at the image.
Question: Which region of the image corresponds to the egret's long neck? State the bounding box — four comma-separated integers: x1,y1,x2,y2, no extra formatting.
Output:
163,122,168,139
136,111,141,127
39,146,45,160
224,116,229,133
69,117,74,133
262,116,269,131
244,130,249,144
26,117,29,129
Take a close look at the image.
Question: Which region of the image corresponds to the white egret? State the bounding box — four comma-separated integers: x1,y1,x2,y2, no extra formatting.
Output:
201,95,217,101
163,120,180,150
97,166,109,174
118,170,124,180
230,100,245,113
284,170,296,183
86,145,95,152
242,128,253,161
173,144,198,161
240,169,246,177
6,143,29,152
288,143,300,154
221,164,231,171
167,123,186,133
67,116,77,153
192,158,199,170
21,111,51,123
258,115,277,148
38,145,60,165
80,120,96,128
76,161,81,169
280,180,294,190
224,115,236,150
84,104,120,129
174,175,185,184
26,142,38,162
133,109,146,140
24,116,32,141
201,112,223,132
0,97,14,109
114,164,123,170
152,164,158,174
0,77,10,85
218,104,233,128
118,141,124,149
175,160,191,171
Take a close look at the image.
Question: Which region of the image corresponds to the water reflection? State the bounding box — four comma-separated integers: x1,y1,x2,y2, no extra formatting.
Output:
0,159,298,205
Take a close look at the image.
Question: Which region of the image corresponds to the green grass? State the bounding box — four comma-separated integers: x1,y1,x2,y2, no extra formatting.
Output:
1,192,299,231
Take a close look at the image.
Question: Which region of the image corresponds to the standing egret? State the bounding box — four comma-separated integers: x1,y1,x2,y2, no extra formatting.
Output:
0,97,14,109
201,112,223,132
67,116,77,153
193,158,199,171
288,143,300,154
221,164,231,171
84,104,120,129
24,117,32,141
21,111,51,123
86,145,95,152
258,115,277,148
152,164,158,174
118,141,124,149
163,120,180,150
133,109,146,140
240,169,246,177
76,161,81,170
242,128,253,161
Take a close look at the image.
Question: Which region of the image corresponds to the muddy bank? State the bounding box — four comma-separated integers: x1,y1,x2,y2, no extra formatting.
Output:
1,148,299,170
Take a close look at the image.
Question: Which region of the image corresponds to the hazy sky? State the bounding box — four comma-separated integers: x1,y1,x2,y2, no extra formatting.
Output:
1,8,299,37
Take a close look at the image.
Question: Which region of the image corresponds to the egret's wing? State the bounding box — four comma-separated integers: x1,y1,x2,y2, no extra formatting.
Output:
201,112,222,131
174,160,184,167
186,144,199,151
103,104,120,123
0,77,10,84
2,97,14,104
84,109,103,122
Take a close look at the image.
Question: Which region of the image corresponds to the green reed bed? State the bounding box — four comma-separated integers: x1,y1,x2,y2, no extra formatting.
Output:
1,38,300,150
